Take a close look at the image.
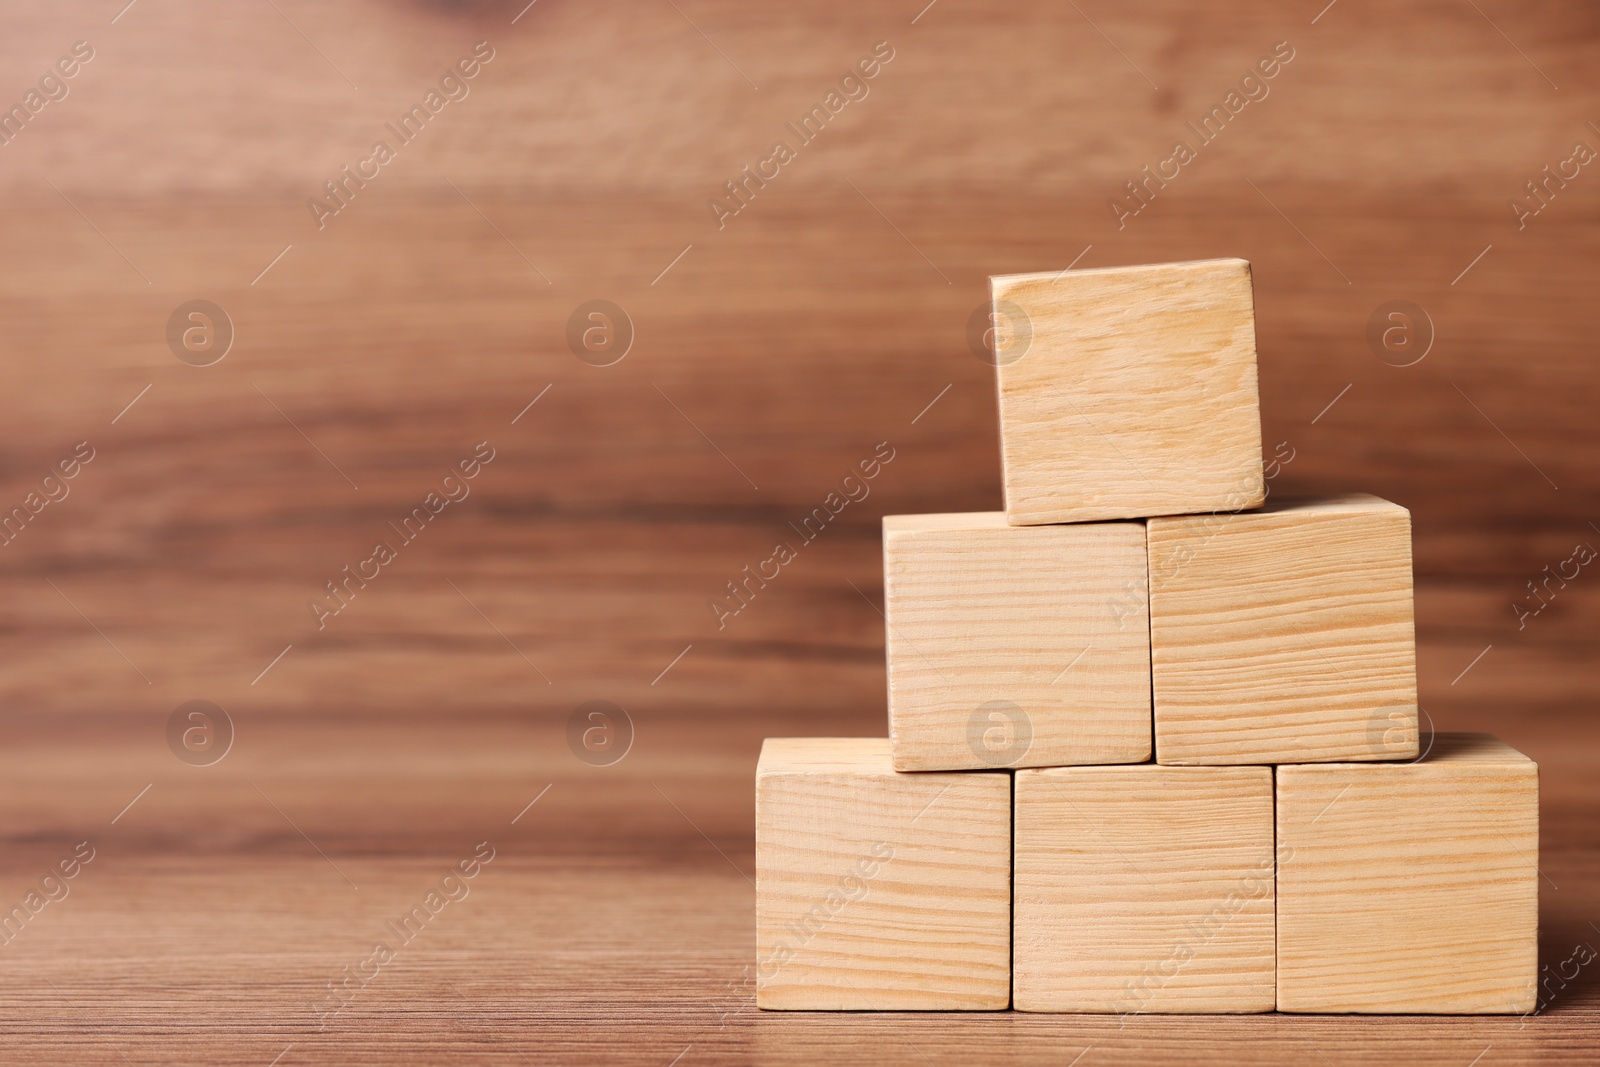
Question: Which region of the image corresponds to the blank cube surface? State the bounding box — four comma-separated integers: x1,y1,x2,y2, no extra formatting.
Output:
1276,733,1539,1013
883,513,1150,772
1013,765,1275,1013
754,738,1010,1010
992,258,1264,525
1149,493,1418,765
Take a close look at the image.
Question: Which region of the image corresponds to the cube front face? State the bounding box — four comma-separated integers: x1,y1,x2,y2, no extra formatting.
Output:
1149,494,1419,765
992,258,1265,526
754,738,1011,1010
883,513,1151,772
1013,764,1276,1013
1276,734,1539,1013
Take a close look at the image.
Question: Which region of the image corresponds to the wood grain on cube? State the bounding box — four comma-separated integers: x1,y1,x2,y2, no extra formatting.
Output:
1277,733,1539,1013
992,258,1264,525
1149,493,1418,765
883,512,1151,772
1013,765,1275,1013
754,737,1011,1010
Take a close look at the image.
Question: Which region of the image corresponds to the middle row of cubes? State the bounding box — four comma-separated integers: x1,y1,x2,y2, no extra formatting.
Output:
884,492,1419,770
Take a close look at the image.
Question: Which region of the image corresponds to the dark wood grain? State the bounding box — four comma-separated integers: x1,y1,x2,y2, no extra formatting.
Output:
1,0,1598,1061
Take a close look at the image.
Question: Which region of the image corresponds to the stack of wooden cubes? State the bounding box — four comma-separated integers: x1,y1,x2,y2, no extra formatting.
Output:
755,258,1539,1014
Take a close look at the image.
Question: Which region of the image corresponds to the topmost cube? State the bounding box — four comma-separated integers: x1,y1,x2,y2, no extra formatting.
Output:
991,258,1265,525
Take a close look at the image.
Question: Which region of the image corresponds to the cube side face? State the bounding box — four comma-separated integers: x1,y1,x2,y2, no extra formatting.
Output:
1150,499,1418,765
754,757,1011,1010
1013,765,1275,1013
1276,755,1539,1013
992,259,1264,525
884,518,1151,771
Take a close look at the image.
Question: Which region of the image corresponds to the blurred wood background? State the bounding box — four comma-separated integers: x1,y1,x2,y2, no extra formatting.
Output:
0,0,1597,1061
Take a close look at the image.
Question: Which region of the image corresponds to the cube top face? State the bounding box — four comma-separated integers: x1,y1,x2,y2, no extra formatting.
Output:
754,738,1011,1010
1013,764,1275,1013
883,513,1151,772
1276,733,1539,1013
756,736,897,774
991,257,1265,526
1149,493,1419,765
1404,731,1537,766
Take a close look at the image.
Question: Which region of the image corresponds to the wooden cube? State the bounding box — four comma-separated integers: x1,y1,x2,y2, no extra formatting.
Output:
883,512,1151,772
1013,764,1275,1013
1277,733,1539,1013
1149,493,1418,765
754,737,1011,1010
991,258,1264,525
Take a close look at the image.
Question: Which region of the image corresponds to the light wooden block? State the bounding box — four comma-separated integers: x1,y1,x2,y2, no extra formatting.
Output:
1277,733,1539,1013
1149,493,1418,765
883,512,1151,772
754,737,1011,1010
1013,764,1276,1013
991,258,1264,525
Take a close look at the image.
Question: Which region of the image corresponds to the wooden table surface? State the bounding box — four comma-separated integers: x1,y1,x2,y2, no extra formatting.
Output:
2,1,1597,1062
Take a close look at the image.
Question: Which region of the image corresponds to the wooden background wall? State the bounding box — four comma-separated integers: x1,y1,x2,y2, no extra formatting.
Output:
0,1,1596,1062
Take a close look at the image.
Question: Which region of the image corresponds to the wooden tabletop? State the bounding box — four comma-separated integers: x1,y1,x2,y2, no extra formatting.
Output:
1,0,1597,1061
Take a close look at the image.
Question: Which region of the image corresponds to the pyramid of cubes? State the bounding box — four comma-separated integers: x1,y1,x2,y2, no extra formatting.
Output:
754,258,1539,1015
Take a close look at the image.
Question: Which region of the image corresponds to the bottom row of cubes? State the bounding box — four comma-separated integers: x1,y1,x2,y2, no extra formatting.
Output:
754,734,1537,1014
